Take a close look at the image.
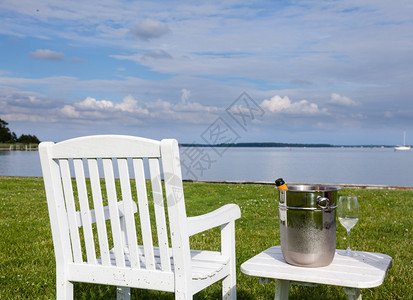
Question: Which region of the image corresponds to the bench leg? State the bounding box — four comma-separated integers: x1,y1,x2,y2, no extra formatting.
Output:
117,286,131,300
344,287,361,300
274,280,290,300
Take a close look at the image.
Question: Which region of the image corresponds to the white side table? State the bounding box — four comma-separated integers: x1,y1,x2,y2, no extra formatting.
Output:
241,246,392,300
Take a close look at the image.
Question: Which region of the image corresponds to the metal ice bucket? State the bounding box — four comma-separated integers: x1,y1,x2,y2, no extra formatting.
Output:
278,185,339,267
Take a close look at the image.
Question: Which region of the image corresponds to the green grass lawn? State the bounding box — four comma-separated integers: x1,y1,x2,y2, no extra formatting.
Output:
0,177,412,299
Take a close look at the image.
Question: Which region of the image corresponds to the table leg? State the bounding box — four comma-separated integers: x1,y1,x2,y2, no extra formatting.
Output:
274,280,290,300
344,287,361,300
259,277,273,284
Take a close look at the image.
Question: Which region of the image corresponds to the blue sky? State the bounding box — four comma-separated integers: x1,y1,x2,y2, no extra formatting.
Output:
1,0,413,145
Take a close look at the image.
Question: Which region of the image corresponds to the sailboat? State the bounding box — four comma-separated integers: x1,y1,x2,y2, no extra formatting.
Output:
394,131,411,151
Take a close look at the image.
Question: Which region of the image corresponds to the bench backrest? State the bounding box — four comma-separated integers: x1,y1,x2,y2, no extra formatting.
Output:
39,135,190,277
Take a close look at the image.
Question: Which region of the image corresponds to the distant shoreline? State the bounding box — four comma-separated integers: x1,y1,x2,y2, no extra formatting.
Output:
0,143,39,151
183,179,413,190
180,142,398,148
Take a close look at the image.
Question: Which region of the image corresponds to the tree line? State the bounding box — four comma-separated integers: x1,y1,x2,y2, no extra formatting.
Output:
0,118,40,144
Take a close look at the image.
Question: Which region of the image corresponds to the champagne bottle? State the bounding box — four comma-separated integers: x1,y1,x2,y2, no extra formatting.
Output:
275,178,288,190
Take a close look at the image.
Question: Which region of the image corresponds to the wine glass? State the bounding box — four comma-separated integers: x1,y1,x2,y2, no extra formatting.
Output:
337,196,359,256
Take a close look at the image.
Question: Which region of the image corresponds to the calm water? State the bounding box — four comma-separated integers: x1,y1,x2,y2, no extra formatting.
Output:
1,147,413,186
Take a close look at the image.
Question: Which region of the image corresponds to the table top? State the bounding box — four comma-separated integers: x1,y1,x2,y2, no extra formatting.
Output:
241,246,392,289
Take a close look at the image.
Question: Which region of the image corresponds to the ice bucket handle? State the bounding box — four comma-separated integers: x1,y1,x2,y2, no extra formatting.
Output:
316,196,336,212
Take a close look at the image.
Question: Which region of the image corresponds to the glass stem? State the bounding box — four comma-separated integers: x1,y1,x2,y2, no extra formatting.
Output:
346,229,351,253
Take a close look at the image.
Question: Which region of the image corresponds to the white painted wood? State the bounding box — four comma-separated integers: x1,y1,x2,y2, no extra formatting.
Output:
50,135,161,159
344,287,362,300
149,158,171,272
102,158,125,268
187,204,241,236
133,158,156,270
88,158,111,266
67,263,175,292
118,158,140,269
241,246,392,299
221,220,237,300
56,269,74,300
39,135,241,300
274,280,290,300
161,139,193,298
39,142,74,298
75,201,136,228
59,159,83,263
116,287,131,300
73,158,96,264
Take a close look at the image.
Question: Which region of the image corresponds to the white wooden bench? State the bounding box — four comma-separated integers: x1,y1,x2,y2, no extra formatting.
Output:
241,246,392,300
39,135,241,299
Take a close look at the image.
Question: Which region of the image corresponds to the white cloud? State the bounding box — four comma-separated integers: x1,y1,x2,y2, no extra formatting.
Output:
174,101,219,113
145,99,172,111
261,95,328,115
96,24,129,39
143,95,219,123
66,95,149,118
114,95,149,114
329,93,358,106
75,97,114,110
51,93,219,124
130,19,171,40
59,105,80,118
141,50,173,60
181,88,191,104
0,113,51,122
29,49,65,61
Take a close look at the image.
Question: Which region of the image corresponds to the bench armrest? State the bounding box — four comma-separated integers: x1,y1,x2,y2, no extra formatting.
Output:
187,204,241,236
